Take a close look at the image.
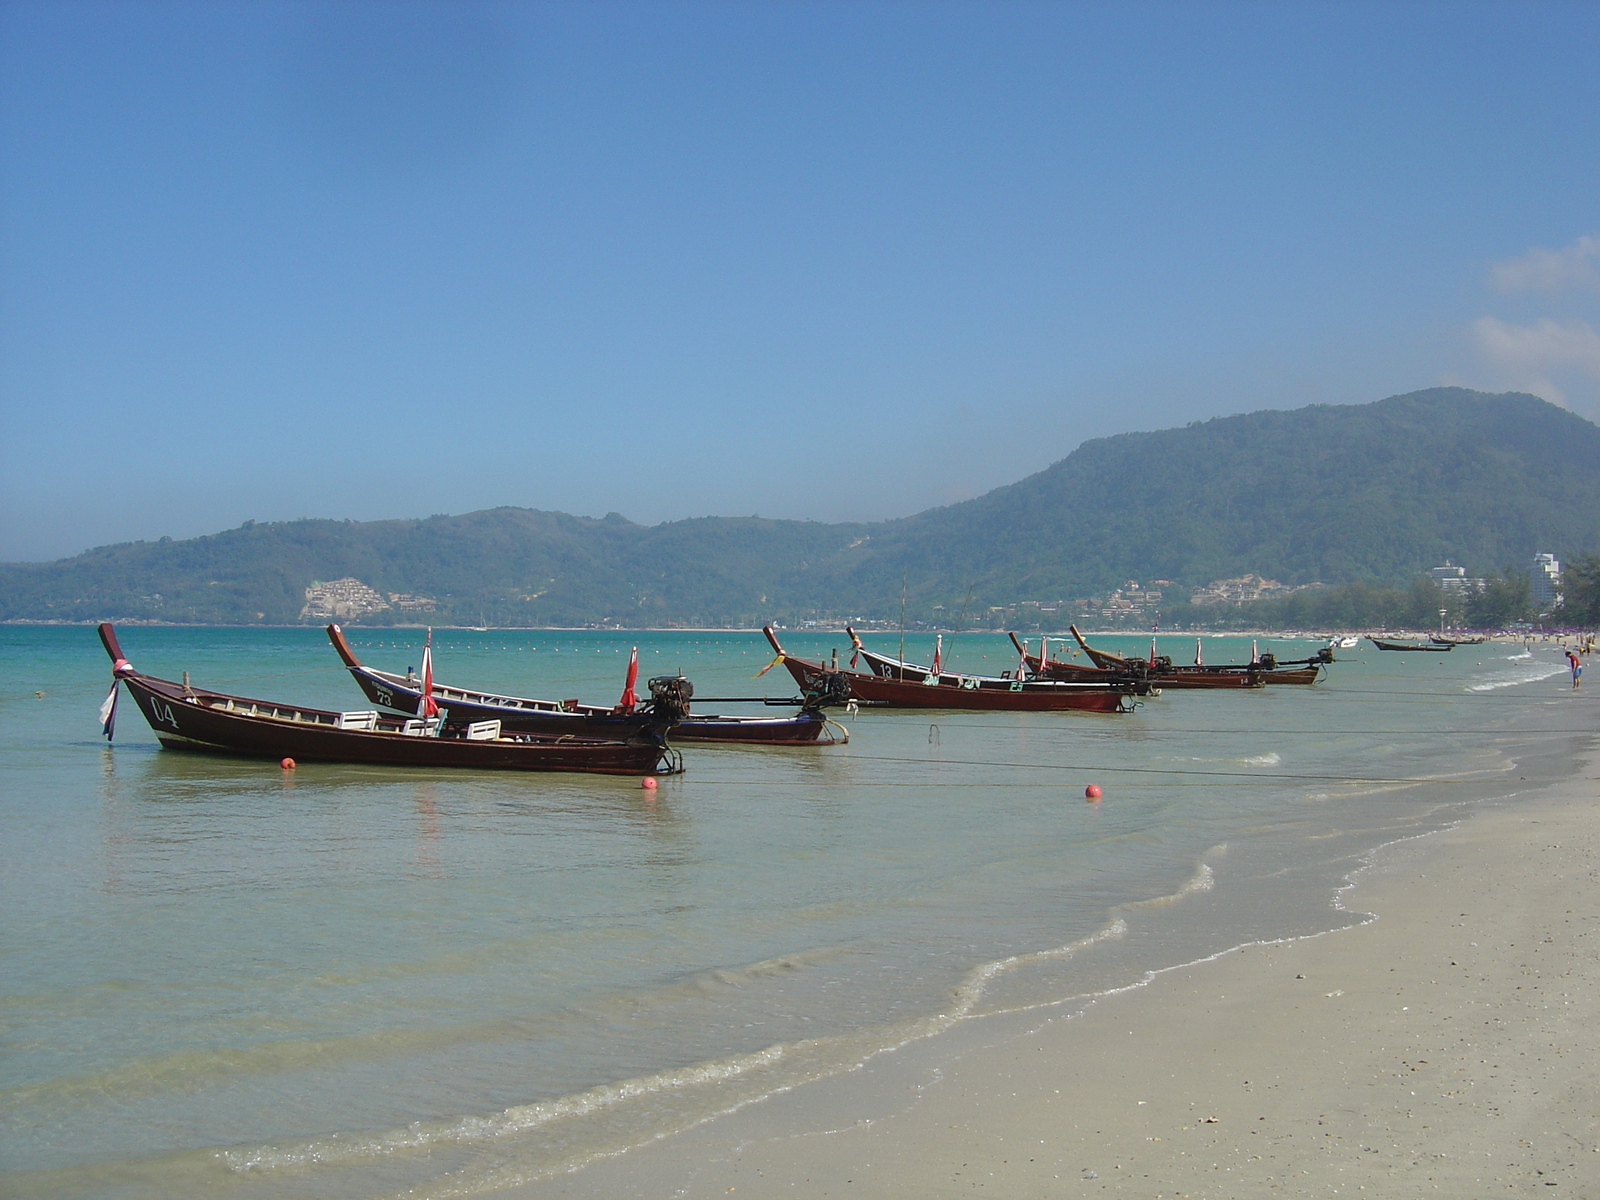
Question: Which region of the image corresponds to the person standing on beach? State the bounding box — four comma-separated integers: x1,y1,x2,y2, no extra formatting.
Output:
1567,648,1582,687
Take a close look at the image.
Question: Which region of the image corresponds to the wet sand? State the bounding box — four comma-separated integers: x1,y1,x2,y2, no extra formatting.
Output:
519,749,1600,1198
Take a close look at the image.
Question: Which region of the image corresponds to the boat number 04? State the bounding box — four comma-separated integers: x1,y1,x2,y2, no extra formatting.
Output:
149,699,179,728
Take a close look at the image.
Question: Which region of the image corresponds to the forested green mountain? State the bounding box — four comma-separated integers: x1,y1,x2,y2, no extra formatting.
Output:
5,388,1597,627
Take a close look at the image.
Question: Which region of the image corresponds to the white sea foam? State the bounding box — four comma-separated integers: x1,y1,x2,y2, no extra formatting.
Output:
223,913,1152,1199
1468,662,1568,691
224,1042,795,1172
1179,751,1280,766
403,862,1222,1193
220,871,1210,1195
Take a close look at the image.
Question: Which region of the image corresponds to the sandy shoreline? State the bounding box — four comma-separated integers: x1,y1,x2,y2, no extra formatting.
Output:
514,744,1600,1199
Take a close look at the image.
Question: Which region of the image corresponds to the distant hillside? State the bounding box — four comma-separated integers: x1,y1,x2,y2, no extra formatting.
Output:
4,388,1597,626
819,386,1600,612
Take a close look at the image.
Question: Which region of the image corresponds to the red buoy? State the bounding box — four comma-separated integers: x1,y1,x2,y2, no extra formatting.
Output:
1085,784,1102,801
641,776,657,790
281,758,296,770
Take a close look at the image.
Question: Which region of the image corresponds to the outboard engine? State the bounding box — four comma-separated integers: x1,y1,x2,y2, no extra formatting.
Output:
803,670,854,710
1256,652,1277,670
646,675,695,723
1312,647,1335,664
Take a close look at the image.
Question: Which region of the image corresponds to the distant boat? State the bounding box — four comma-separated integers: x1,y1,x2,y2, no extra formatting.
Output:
763,627,1142,712
1000,632,1174,685
1064,626,1327,685
1011,632,1264,689
1335,636,1361,649
1368,636,1452,652
98,624,679,775
1430,634,1487,645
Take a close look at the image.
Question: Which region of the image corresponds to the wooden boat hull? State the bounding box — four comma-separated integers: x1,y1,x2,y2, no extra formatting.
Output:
1147,670,1265,688
1257,666,1321,684
101,627,676,776
1369,637,1452,652
1011,638,1156,687
1024,653,1264,689
673,710,838,744
1059,626,1322,685
328,625,839,745
766,629,1133,712
833,670,1128,711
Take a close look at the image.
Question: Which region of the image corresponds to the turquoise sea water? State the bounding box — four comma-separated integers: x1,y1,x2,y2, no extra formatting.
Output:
0,625,1591,1199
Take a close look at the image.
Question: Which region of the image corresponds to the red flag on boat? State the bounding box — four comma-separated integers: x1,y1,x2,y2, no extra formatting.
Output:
618,646,639,711
420,629,440,723
931,634,943,675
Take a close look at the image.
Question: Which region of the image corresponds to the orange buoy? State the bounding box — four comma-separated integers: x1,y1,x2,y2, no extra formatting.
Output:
281,758,296,770
641,776,657,790
1085,784,1102,801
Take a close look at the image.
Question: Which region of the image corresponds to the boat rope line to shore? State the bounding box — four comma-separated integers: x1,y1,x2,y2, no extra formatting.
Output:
724,752,1540,787
1281,688,1597,701
874,723,1595,736
683,777,1571,788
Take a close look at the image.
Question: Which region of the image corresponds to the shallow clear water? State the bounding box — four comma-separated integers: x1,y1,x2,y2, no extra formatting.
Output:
0,625,1590,1198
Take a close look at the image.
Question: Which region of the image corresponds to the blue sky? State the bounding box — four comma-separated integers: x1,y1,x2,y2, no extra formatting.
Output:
2,0,1597,562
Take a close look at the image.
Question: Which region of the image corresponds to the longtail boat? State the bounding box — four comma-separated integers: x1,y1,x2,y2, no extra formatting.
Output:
1002,632,1150,685
1067,625,1326,685
1369,636,1452,652
327,625,845,745
1430,634,1486,646
761,627,1140,713
97,625,679,775
1008,633,1263,690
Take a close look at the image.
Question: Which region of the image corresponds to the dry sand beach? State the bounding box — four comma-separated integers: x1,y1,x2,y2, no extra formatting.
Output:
521,750,1600,1200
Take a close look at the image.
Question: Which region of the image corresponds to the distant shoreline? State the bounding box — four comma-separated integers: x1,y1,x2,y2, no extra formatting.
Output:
6,620,1575,645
